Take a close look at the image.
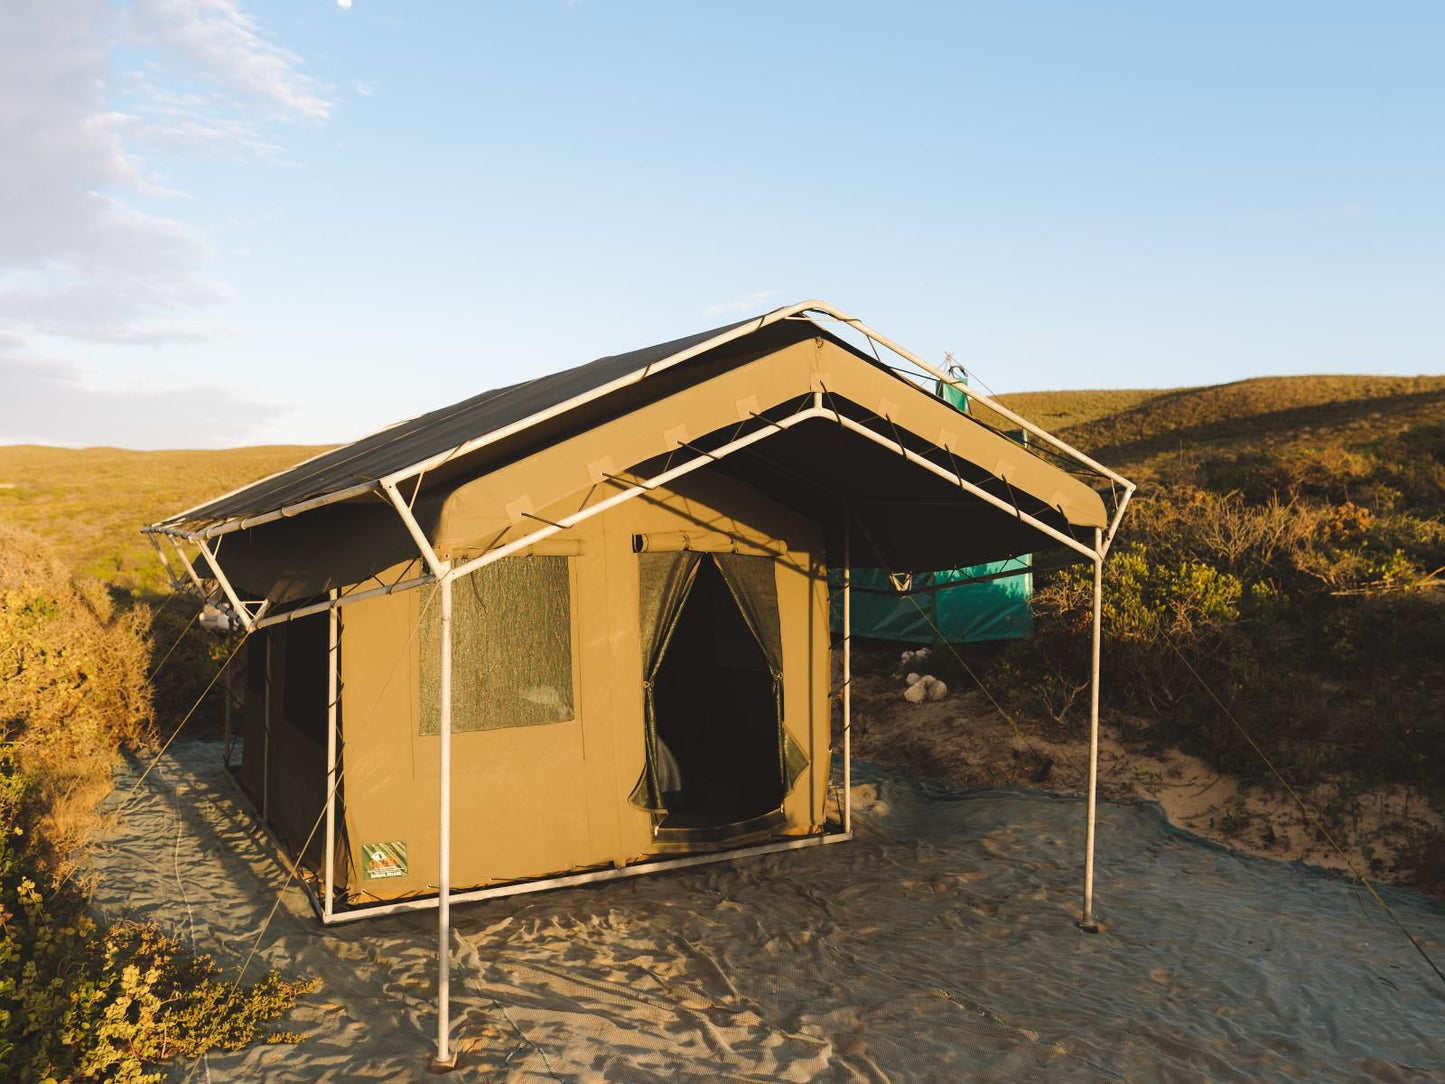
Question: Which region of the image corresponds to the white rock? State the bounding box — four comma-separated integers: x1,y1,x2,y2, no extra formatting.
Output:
926,678,948,702
903,679,928,704
914,647,932,661
905,672,921,686
198,604,231,633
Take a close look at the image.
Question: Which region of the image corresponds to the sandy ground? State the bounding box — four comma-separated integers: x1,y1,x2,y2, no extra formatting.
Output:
90,739,1445,1083
846,655,1445,892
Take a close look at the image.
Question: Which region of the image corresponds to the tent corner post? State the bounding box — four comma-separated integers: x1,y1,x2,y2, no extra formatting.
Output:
842,515,852,835
1078,527,1104,934
262,636,271,825
435,567,455,1068
323,590,338,923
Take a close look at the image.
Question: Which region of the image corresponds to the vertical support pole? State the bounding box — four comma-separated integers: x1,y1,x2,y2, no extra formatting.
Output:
434,572,456,1069
223,660,232,768
1080,527,1103,933
323,591,338,922
842,515,852,835
262,634,271,824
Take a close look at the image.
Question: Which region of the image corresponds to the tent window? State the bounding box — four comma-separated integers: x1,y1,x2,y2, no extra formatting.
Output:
420,556,575,734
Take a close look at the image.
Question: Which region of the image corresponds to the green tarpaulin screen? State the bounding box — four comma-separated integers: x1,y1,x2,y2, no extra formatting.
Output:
826,370,1033,644
828,559,1033,644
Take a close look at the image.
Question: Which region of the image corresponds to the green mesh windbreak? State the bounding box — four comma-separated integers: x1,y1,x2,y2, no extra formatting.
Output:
420,556,574,735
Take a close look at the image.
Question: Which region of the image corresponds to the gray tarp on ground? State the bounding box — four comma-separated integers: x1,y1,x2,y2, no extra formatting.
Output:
97,740,1445,1082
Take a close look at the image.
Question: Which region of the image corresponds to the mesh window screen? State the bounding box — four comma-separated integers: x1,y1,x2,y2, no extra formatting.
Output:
420,556,575,734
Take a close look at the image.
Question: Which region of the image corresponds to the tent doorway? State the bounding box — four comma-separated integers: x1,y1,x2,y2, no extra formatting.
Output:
652,558,784,836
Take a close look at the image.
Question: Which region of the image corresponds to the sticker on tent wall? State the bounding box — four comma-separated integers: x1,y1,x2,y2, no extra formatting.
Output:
362,840,408,880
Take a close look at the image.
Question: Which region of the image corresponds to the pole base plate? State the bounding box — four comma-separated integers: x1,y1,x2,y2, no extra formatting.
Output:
427,1052,460,1074
1075,920,1100,934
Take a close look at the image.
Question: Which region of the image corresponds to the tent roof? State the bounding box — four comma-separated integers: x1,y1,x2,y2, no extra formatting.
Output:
150,302,1127,607
156,315,764,530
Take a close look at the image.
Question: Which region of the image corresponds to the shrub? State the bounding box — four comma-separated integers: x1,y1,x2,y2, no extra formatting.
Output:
986,409,1445,873
0,527,314,1081
0,525,153,865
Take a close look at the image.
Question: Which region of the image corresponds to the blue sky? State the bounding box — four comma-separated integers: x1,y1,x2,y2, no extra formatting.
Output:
2,1,1441,448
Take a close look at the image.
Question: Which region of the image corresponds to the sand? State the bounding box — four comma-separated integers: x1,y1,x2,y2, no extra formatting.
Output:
845,664,1445,891
91,739,1445,1082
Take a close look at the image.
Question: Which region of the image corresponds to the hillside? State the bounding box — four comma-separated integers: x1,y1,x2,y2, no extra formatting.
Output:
0,444,326,592
5,375,1440,590
993,374,1445,472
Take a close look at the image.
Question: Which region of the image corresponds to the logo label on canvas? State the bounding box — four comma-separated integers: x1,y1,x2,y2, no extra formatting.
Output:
362,840,408,880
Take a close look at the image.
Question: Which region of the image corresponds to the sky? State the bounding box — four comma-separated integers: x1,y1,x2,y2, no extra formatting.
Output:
1,1,1442,449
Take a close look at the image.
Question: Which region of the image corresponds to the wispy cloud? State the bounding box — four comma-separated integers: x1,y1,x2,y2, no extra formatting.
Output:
0,2,226,346
127,0,333,121
0,0,331,444
701,289,782,319
108,81,284,159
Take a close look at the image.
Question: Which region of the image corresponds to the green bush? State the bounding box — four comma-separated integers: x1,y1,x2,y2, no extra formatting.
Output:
0,527,314,1081
0,749,315,1082
986,411,1445,871
0,524,153,864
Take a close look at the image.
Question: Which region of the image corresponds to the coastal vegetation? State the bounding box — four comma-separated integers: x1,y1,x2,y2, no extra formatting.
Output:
987,375,1445,889
0,524,312,1082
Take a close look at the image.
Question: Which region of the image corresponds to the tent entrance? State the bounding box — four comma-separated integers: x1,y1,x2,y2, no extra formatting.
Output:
647,557,786,842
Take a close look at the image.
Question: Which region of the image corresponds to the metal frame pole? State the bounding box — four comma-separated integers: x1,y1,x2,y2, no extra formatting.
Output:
842,515,852,834
1080,527,1103,932
196,538,255,632
222,660,233,767
433,571,456,1069
324,590,338,922
261,633,272,823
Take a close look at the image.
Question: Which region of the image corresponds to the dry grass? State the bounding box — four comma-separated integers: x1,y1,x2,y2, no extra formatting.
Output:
0,524,155,865
0,444,327,592
1034,374,1445,467
972,387,1181,433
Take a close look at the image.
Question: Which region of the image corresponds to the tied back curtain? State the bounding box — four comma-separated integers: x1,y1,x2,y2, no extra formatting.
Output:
629,551,703,811
712,553,810,792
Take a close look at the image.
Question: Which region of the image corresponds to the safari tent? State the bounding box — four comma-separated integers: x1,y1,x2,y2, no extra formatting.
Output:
144,299,1132,1067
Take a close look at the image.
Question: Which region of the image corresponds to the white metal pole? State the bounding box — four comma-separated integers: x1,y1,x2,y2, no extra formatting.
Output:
434,571,456,1068
223,660,232,767
262,636,271,824
196,538,254,632
842,516,852,835
1081,527,1103,932
324,591,338,922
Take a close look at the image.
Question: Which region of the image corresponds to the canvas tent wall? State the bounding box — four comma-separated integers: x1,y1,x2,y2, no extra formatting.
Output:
236,474,832,905
144,299,1133,1067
